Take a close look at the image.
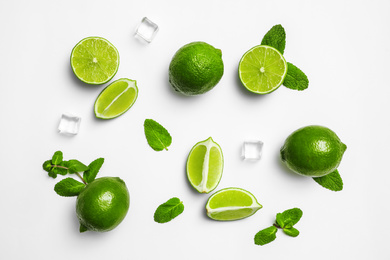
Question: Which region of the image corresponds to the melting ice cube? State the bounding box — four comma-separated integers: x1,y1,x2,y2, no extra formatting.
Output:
134,17,159,43
58,114,81,135
242,141,263,161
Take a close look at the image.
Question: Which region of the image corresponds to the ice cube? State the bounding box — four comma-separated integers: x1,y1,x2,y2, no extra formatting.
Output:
58,114,81,135
134,17,159,43
242,141,263,161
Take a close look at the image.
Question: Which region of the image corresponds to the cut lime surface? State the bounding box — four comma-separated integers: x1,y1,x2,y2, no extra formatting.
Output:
206,187,262,221
186,137,223,193
239,45,287,94
71,36,119,85
94,78,138,119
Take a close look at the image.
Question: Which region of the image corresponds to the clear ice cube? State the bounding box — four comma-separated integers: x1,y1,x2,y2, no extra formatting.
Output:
242,140,263,161
58,114,81,135
134,17,159,43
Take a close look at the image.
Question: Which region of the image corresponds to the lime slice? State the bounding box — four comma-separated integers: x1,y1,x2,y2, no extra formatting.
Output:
206,187,262,221
186,137,223,193
71,37,119,85
94,78,138,119
238,45,287,94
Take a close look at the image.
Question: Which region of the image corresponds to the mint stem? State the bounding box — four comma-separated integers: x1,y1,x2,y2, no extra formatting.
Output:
75,172,87,185
52,164,87,185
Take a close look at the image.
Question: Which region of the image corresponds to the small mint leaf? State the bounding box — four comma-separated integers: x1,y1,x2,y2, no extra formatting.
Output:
54,178,85,197
154,197,184,223
67,160,88,173
276,208,303,228
261,24,286,54
283,227,300,237
52,151,63,165
43,160,52,172
48,170,57,179
283,62,309,91
313,169,343,191
254,226,278,246
83,158,104,183
144,119,172,151
52,167,68,176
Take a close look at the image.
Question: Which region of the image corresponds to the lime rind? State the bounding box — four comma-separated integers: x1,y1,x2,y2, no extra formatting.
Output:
94,78,138,119
206,187,262,221
186,137,224,193
238,45,287,94
70,36,120,85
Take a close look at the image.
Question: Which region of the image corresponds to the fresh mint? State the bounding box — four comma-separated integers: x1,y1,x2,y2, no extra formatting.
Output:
261,24,309,91
144,119,172,151
154,197,184,223
313,169,343,191
261,24,286,54
54,177,85,197
254,207,303,246
42,151,105,196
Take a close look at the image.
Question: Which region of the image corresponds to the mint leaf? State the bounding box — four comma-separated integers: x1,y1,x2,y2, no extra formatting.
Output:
283,62,309,91
276,208,303,228
67,160,88,173
52,151,63,165
144,119,172,151
154,197,184,223
43,160,52,173
313,169,343,191
52,166,68,176
261,24,286,54
54,178,85,197
83,158,104,183
283,227,300,237
254,226,278,246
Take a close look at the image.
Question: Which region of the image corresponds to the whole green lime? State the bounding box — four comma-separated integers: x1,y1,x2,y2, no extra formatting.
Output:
280,125,347,177
76,177,130,232
168,41,224,96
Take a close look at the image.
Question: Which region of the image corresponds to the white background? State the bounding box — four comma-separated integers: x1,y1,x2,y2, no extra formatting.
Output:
1,0,389,259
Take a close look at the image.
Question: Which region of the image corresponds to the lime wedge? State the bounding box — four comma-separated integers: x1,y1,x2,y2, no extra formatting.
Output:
238,45,287,94
71,37,119,85
94,78,138,119
186,137,223,193
206,187,262,221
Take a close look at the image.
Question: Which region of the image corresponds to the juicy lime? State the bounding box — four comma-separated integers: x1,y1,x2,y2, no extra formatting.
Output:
76,177,130,232
239,45,287,94
169,41,224,96
206,187,262,221
280,125,347,177
94,78,138,119
186,137,223,193
70,36,119,85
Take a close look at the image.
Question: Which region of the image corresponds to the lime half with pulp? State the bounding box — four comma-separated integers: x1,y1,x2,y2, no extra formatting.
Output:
206,187,262,221
94,78,138,119
239,45,287,94
71,36,119,85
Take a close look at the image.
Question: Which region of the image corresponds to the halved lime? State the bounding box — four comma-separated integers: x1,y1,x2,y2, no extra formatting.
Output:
94,78,138,119
206,187,262,221
71,37,120,85
186,137,223,193
238,45,287,94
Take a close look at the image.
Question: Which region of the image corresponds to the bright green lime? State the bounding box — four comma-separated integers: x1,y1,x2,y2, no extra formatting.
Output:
70,36,119,85
206,187,262,221
186,137,223,193
76,177,130,232
94,78,138,119
239,45,287,94
169,41,224,96
280,125,347,177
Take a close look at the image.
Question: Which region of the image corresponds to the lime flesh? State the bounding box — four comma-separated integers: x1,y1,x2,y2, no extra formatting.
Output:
71,36,119,85
239,45,287,94
206,187,262,221
94,78,138,119
186,137,223,193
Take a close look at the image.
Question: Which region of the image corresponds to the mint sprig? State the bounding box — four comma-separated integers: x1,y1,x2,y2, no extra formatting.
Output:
42,151,105,196
154,197,184,223
261,24,309,91
254,208,303,246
